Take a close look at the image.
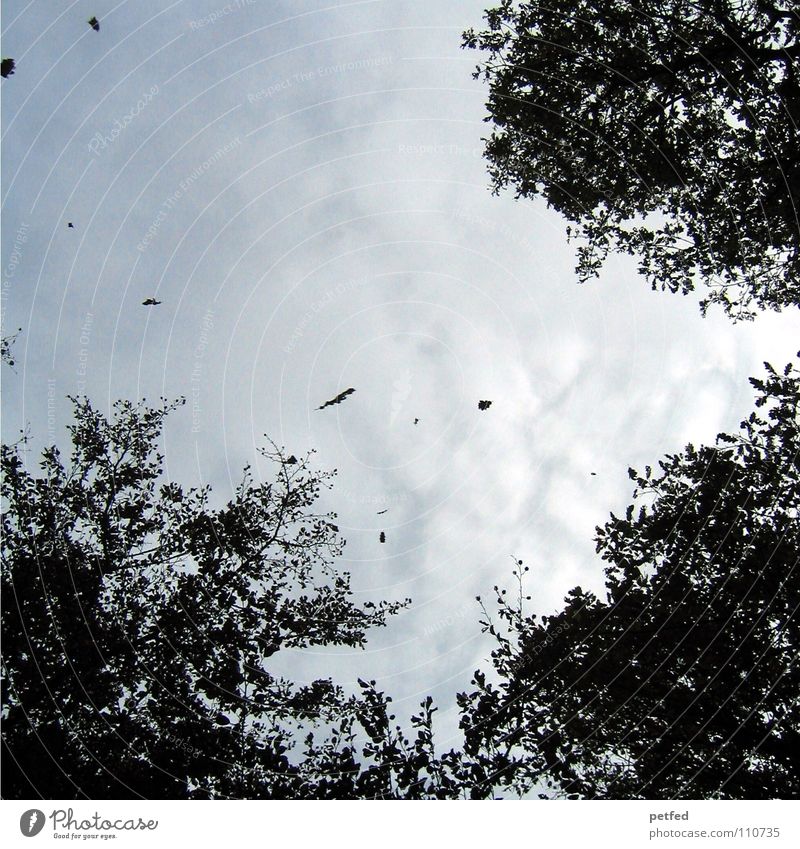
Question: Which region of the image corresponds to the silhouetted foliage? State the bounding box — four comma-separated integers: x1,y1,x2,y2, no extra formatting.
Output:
1,329,22,368
464,0,800,319
1,58,15,78
1,396,459,798
456,356,800,798
5,380,797,799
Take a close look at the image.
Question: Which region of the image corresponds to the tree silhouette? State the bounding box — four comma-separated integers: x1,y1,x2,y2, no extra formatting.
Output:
464,1,800,319
5,379,797,799
1,328,22,368
1,396,457,798
457,356,800,798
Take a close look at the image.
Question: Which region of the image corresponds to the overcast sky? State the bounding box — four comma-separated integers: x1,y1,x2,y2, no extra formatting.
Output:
2,0,798,749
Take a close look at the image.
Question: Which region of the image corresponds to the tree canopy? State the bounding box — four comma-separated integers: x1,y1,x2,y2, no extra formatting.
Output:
463,0,800,319
4,0,798,804
1,396,455,798
456,355,800,798
3,359,799,798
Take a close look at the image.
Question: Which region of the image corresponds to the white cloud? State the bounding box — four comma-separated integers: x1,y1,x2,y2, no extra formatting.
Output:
3,0,798,748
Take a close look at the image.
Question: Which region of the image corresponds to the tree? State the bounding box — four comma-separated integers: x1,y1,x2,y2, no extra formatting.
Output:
1,328,22,368
1,396,454,798
457,355,800,798
463,1,800,319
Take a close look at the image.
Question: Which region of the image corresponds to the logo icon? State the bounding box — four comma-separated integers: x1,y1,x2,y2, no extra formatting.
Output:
20,810,45,837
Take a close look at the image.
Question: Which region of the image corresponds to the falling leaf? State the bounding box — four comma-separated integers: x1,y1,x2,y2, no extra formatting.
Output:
317,388,356,410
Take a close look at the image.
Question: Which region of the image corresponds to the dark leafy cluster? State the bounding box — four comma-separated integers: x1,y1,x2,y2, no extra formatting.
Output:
3,356,799,798
464,0,800,319
1,396,454,798
1,328,22,368
455,356,800,798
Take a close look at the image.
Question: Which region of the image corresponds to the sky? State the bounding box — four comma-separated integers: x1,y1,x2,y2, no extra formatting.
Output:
2,0,798,751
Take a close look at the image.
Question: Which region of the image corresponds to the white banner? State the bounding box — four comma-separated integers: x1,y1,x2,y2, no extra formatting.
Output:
1,800,797,848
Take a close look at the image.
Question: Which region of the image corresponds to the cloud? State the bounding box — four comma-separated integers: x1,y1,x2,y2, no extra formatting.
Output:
3,0,799,749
